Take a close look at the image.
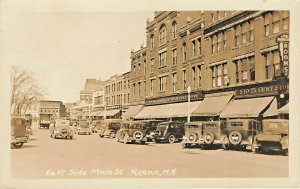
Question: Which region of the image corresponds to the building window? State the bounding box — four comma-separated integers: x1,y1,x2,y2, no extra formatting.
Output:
128,80,130,89
159,77,167,91
182,43,187,62
211,64,227,88
212,35,217,53
159,51,167,67
133,83,136,98
192,67,196,88
249,21,254,42
249,56,255,81
235,25,241,46
172,49,177,65
150,79,154,96
217,32,222,52
198,38,202,55
172,73,177,92
150,34,155,50
144,81,146,97
192,40,196,57
183,70,187,90
264,13,270,37
138,63,141,71
138,82,141,98
223,32,227,50
159,25,167,46
144,60,146,74
212,67,216,88
272,11,280,34
217,65,222,86
211,12,215,22
283,11,289,31
235,56,256,83
241,22,248,44
197,65,201,88
150,58,155,72
223,64,228,85
133,65,136,73
241,58,248,82
172,22,177,39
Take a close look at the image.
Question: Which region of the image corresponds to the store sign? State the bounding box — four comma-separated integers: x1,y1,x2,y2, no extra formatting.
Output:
235,82,289,98
277,34,289,77
145,91,203,106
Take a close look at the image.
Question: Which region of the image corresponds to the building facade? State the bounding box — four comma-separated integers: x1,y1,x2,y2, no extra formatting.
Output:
131,11,289,121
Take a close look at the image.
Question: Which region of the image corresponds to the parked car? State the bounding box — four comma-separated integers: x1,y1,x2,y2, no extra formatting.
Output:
201,120,229,149
76,122,92,135
11,116,28,148
141,120,164,141
50,119,74,139
252,119,288,155
152,121,185,143
116,121,148,144
226,119,262,150
182,122,203,148
98,119,122,138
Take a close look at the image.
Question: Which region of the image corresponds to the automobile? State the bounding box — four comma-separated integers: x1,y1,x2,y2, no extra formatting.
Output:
11,116,28,148
252,119,288,155
116,121,148,144
91,120,102,133
226,119,262,150
50,119,74,139
182,122,203,148
76,122,92,135
200,120,229,149
152,121,185,144
140,120,164,141
98,119,122,138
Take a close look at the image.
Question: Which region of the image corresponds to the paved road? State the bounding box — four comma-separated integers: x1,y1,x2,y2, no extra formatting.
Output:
11,122,288,178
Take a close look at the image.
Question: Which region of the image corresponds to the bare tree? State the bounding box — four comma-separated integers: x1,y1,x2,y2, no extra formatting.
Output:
10,66,45,115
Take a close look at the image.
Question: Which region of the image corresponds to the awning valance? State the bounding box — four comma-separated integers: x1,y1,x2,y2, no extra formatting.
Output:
278,103,289,114
191,95,233,116
122,105,143,118
134,101,201,119
220,96,275,118
98,109,121,117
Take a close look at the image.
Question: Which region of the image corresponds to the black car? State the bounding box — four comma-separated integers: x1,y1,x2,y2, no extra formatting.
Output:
140,120,164,141
152,121,185,143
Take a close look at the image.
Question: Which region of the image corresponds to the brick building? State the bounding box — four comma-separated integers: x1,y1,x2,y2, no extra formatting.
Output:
131,11,289,121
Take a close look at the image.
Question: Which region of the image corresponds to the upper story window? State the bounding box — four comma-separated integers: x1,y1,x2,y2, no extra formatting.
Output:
249,21,255,42
192,40,196,57
159,25,167,46
172,73,177,92
212,32,226,53
211,63,228,88
283,11,289,31
241,22,249,44
159,51,167,67
235,25,241,46
144,60,146,74
159,76,167,92
150,34,155,50
172,22,177,39
198,38,202,55
138,63,141,71
264,13,270,36
183,70,187,90
182,43,187,62
234,56,255,83
150,58,155,72
263,50,281,79
133,65,136,73
172,48,177,65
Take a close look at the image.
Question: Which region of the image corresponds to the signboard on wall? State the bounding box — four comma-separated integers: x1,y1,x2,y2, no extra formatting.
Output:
277,34,289,77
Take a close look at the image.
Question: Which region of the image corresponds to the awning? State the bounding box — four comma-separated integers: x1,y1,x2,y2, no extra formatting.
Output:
263,98,278,117
89,111,102,116
134,101,201,119
278,103,289,114
220,96,275,118
98,109,121,117
191,95,233,116
122,105,143,118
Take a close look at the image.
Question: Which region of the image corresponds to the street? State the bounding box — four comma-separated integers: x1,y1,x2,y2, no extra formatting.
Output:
11,122,289,178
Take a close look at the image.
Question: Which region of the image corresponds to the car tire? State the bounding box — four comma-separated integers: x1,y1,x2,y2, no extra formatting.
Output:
229,131,243,145
12,142,23,149
187,133,197,143
133,131,144,141
168,134,176,144
203,132,215,145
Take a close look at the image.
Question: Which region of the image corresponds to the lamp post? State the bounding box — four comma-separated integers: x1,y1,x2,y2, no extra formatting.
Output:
187,86,191,122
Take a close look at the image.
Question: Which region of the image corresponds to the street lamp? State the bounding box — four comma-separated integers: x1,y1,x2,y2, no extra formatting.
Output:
187,86,191,122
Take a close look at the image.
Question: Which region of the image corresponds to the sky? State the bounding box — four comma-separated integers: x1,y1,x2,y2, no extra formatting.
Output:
0,11,153,103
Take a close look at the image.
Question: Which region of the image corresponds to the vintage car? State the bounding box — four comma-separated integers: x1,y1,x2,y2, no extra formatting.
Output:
98,119,122,138
252,119,288,155
152,121,185,143
116,121,148,144
141,120,164,141
76,122,92,135
182,122,203,148
50,119,74,139
201,120,229,149
91,120,101,133
11,116,28,148
226,119,262,150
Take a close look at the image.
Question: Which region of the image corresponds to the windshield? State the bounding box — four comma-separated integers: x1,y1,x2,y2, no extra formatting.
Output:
109,123,120,128
130,123,145,129
156,124,168,132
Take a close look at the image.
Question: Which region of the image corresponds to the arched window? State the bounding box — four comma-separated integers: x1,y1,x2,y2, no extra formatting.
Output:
159,24,167,45
150,34,155,49
172,22,177,39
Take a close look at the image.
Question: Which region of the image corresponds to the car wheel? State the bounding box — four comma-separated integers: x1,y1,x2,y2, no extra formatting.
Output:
13,142,24,148
133,131,144,142
168,135,176,144
203,132,215,145
229,131,243,146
